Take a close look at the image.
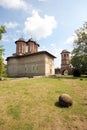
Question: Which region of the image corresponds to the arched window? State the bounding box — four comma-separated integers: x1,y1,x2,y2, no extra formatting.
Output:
64,54,66,58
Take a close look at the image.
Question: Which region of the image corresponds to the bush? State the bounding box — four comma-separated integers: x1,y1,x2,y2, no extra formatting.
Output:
73,69,81,77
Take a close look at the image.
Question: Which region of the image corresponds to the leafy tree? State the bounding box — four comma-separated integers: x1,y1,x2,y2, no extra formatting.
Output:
71,22,87,74
0,25,6,40
0,46,5,76
72,69,81,77
0,26,6,76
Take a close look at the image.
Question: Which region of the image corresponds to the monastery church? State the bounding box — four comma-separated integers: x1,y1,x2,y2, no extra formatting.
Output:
6,38,56,77
6,37,72,77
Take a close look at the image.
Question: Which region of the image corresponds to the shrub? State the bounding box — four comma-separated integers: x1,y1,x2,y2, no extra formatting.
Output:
73,69,81,77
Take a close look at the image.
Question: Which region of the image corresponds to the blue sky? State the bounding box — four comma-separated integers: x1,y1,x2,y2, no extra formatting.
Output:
0,0,87,67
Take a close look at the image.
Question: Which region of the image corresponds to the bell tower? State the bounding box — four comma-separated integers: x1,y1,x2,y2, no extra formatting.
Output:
61,50,72,74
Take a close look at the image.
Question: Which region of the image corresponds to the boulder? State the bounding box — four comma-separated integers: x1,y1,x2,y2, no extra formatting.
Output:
59,94,73,107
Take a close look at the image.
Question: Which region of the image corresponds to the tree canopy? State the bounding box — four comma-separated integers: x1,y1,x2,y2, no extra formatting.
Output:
0,25,6,76
71,22,87,74
0,25,6,40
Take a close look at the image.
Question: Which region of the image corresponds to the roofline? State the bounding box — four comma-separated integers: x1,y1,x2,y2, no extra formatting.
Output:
15,39,40,47
6,51,56,61
61,51,70,54
15,40,26,44
26,40,39,47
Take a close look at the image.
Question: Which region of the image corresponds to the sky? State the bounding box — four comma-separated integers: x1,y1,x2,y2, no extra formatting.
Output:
0,0,87,67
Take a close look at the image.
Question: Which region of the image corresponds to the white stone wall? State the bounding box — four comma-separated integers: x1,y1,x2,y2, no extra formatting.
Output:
45,54,55,76
7,53,55,77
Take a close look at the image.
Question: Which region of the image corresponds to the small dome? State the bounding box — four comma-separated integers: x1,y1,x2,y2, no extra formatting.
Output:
15,38,26,43
18,38,25,42
27,38,39,47
28,38,35,43
61,50,70,54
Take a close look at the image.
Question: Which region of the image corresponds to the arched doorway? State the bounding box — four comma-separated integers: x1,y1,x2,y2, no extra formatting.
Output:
62,69,68,75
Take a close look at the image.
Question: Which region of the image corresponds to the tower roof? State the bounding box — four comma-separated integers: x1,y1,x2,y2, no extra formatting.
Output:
61,50,70,54
15,38,26,44
27,38,39,47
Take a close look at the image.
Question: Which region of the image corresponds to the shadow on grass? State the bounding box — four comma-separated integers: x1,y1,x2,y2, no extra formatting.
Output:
55,101,65,108
55,101,72,108
55,101,61,107
49,75,87,80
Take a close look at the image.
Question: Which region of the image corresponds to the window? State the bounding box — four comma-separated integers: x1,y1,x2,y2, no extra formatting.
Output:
64,54,66,58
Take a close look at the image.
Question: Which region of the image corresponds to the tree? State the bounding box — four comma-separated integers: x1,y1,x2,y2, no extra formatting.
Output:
0,25,6,40
72,68,81,77
0,46,5,76
55,67,60,74
71,22,87,74
0,26,6,76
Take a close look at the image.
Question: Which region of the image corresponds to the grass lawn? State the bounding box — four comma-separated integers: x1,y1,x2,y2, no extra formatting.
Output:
0,77,87,130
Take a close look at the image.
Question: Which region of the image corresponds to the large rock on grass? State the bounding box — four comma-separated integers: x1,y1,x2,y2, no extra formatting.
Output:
59,94,73,107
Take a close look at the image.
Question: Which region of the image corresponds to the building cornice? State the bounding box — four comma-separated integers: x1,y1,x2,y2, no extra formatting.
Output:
6,51,56,61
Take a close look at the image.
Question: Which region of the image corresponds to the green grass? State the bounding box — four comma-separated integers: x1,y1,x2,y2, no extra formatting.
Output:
0,77,87,130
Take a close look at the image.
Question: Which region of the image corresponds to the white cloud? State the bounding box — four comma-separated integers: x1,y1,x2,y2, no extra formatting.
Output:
12,38,18,42
16,30,21,33
0,0,30,10
65,36,74,44
4,22,19,29
2,35,9,42
64,34,77,45
23,10,57,39
50,43,55,47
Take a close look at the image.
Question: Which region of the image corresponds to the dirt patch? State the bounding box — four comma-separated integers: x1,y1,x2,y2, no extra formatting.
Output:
72,116,87,130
